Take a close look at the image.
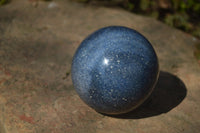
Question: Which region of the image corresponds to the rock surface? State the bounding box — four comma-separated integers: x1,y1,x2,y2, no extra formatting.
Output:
0,0,200,133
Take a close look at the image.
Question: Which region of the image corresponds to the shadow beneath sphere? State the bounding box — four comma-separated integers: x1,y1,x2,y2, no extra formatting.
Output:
109,71,187,119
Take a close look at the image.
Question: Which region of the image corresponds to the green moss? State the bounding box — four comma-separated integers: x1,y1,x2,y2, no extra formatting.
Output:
164,14,174,27
164,13,192,32
171,0,180,10
193,3,200,14
126,2,134,11
0,0,9,5
150,11,159,19
140,0,150,11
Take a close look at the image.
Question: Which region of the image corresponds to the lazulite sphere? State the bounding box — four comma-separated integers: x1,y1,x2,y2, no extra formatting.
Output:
71,26,159,115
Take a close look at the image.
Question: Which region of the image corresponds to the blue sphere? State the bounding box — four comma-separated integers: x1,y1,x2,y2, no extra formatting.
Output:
71,26,159,115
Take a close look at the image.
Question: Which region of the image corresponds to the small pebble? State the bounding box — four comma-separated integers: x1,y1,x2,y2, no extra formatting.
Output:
48,2,58,9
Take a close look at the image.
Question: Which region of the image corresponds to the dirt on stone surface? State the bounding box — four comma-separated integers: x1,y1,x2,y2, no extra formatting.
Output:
0,0,200,133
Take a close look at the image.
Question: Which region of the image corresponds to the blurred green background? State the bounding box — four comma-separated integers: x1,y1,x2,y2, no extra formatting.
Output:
1,0,199,39
75,0,200,39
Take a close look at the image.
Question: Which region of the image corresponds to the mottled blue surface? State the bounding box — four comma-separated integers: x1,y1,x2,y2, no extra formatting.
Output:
71,26,159,115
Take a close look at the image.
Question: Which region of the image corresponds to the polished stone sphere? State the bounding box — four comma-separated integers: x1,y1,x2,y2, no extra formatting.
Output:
71,26,159,115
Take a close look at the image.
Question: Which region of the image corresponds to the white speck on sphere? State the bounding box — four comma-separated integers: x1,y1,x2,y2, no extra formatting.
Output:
122,98,127,101
103,58,109,65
